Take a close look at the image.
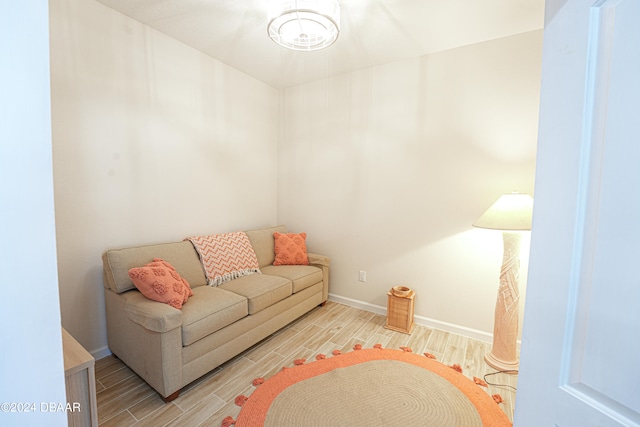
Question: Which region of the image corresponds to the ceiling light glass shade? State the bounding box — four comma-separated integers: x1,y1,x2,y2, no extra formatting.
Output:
267,0,340,52
473,193,534,231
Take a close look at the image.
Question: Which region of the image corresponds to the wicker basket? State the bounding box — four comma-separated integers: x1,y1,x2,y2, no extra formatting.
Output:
384,287,415,334
391,285,411,297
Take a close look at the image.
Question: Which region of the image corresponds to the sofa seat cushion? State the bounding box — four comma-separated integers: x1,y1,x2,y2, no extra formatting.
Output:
219,274,292,315
181,286,248,346
260,265,323,294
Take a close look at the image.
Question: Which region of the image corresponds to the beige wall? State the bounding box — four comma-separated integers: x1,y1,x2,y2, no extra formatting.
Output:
278,30,542,339
49,0,280,354
50,0,542,354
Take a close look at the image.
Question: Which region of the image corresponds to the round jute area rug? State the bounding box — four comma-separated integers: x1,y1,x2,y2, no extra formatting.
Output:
226,347,511,427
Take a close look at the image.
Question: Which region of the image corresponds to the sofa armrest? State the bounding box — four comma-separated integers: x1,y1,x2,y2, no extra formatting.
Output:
307,253,330,267
124,291,183,333
307,253,330,302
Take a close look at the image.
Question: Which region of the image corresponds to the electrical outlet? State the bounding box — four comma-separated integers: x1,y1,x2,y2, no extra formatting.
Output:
358,270,366,282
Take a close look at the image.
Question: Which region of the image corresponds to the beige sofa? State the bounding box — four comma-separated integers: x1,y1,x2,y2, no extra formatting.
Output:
102,225,329,401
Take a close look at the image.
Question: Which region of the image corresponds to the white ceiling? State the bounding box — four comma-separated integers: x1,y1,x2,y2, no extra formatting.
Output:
95,0,545,89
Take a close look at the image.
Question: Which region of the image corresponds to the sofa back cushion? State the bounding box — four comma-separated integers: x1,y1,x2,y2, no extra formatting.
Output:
103,241,207,294
245,225,287,268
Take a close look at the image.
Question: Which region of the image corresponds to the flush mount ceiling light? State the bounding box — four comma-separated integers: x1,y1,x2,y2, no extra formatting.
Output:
267,0,340,52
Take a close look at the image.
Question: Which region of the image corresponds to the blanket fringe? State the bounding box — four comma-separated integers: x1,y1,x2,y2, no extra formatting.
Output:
209,268,260,287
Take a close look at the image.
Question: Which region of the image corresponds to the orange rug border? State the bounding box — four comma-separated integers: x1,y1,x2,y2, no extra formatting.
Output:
233,347,512,426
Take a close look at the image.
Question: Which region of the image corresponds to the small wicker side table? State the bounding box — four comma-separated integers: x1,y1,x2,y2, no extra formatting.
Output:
384,286,415,334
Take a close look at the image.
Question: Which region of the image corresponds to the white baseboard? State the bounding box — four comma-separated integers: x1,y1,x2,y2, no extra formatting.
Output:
328,293,494,344
90,345,112,361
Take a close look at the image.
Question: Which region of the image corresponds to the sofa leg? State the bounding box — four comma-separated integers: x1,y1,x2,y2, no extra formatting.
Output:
162,390,181,402
320,301,327,307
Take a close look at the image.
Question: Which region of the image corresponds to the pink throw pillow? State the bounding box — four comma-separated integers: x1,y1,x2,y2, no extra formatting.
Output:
128,258,193,309
273,232,309,266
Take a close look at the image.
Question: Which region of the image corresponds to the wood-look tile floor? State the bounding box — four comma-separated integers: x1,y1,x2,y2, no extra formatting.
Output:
96,301,518,426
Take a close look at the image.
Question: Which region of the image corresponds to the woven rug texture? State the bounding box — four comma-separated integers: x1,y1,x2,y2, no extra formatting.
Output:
224,347,512,427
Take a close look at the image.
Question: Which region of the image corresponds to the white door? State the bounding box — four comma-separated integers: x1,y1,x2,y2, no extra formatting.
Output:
515,0,640,426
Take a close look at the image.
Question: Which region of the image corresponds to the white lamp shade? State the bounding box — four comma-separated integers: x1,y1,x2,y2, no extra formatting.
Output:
473,193,534,231
267,0,340,51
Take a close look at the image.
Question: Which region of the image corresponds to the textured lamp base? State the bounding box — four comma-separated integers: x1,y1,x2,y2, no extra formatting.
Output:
485,231,522,374
485,352,519,372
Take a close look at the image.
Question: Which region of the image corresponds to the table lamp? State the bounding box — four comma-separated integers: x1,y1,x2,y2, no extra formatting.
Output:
473,192,533,371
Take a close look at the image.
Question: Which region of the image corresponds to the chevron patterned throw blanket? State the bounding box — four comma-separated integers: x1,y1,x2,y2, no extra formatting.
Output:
186,232,261,286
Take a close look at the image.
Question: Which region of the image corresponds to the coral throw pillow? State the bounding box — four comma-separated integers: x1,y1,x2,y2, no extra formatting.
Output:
273,232,309,266
128,258,193,309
